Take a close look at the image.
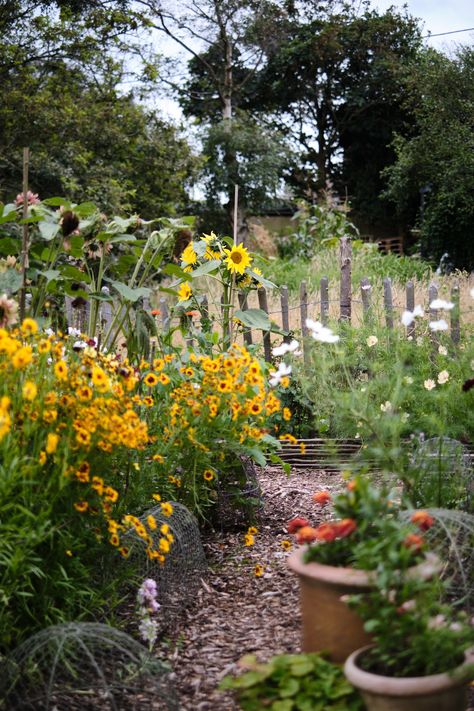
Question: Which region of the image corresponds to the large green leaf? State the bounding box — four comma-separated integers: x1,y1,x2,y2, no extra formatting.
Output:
111,281,151,303
59,265,91,283
162,263,190,280
234,308,287,336
190,259,221,278
0,269,22,294
38,269,61,283
38,221,60,241
0,238,20,256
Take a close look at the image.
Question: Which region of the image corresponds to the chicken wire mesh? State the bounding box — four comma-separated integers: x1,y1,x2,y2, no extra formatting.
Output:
401,507,474,612
126,501,207,627
0,622,178,711
213,456,263,531
409,437,473,511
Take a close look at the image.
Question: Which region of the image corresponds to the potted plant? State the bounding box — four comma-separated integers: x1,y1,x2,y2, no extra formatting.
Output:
286,475,439,662
343,530,474,710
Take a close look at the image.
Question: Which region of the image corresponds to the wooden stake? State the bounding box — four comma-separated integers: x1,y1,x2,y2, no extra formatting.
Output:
280,285,290,343
258,287,272,361
339,237,352,322
19,147,30,321
233,184,239,244
320,276,329,325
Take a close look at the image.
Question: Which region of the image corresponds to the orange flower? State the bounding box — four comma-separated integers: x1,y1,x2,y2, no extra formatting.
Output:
287,516,311,534
296,526,320,544
411,511,434,532
313,522,339,543
403,533,424,552
335,518,357,538
312,490,331,507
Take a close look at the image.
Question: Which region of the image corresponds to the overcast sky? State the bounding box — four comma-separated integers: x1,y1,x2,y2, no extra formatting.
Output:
373,0,474,52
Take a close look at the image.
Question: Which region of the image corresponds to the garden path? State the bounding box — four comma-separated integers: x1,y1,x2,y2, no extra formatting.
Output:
159,466,343,710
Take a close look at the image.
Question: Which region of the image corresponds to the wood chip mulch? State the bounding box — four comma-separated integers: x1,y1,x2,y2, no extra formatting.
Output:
157,465,344,710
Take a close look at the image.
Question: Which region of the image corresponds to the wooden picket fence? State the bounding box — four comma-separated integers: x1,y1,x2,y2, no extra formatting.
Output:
67,236,468,359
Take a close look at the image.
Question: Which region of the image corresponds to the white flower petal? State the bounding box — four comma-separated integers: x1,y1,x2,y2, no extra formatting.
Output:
429,319,448,332
429,299,454,311
401,311,415,327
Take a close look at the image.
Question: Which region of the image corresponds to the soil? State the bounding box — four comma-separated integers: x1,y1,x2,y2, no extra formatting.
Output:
157,465,344,711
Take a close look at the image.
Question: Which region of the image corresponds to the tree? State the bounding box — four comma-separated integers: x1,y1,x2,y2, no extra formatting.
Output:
383,46,474,269
131,0,291,239
252,2,422,228
0,1,198,216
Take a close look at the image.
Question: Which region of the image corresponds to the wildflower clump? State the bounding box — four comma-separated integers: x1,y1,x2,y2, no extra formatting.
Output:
0,320,173,650
142,344,283,519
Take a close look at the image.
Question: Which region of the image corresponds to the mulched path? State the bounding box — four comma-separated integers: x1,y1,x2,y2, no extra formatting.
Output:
159,465,344,710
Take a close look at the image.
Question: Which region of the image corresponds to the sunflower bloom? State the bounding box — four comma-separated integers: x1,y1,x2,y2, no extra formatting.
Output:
178,282,192,302
224,244,252,275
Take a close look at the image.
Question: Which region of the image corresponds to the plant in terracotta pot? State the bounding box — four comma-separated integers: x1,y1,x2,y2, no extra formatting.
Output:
343,523,474,711
286,475,438,662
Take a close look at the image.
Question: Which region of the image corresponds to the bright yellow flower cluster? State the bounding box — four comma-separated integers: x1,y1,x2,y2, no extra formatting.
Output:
0,319,171,560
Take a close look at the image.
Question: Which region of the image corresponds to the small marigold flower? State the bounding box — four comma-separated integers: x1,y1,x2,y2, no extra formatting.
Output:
283,407,291,421
21,317,38,336
244,533,255,546
39,450,47,465
119,546,130,558
54,360,68,381
152,493,161,502
161,502,173,517
144,372,159,387
46,432,59,454
75,428,90,446
159,537,170,553
254,564,264,577
152,454,164,463
248,526,258,535
281,540,292,551
147,515,157,530
22,380,37,401
287,516,311,534
110,534,120,547
203,469,214,482
104,486,119,503
74,501,89,513
160,523,170,535
411,511,434,531
313,522,339,543
312,490,331,507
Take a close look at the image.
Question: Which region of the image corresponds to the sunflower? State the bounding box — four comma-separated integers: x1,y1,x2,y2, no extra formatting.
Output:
181,242,197,266
223,244,252,275
178,282,192,302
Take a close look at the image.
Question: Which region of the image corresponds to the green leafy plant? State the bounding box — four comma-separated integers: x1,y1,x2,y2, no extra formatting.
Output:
220,652,364,711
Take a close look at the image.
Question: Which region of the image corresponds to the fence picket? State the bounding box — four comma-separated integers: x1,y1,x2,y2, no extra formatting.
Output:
258,287,272,362
451,283,460,344
383,277,393,329
339,237,352,322
238,292,253,346
360,277,372,323
320,276,329,325
280,285,290,343
406,280,415,338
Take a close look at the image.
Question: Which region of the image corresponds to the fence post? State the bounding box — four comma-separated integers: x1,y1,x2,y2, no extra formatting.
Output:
238,292,253,347
320,276,329,325
300,280,309,365
160,297,169,331
360,277,372,323
339,237,352,322
428,282,439,346
383,277,394,329
451,283,460,344
258,287,272,361
406,280,415,338
280,285,290,343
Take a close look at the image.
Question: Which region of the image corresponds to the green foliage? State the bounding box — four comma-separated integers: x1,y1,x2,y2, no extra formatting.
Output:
384,46,474,269
220,652,364,711
276,197,359,260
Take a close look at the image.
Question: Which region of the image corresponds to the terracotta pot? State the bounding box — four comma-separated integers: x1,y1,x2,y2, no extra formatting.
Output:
344,645,474,711
287,548,372,663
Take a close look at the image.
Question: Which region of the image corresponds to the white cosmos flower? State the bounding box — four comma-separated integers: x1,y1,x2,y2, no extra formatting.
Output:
424,379,436,391
366,335,378,347
305,318,339,343
269,362,292,386
438,345,448,355
437,370,449,384
401,304,424,327
271,339,300,357
429,319,448,332
429,299,454,310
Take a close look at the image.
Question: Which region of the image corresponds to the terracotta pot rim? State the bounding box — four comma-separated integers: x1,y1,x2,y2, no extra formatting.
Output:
344,645,473,696
287,547,372,587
